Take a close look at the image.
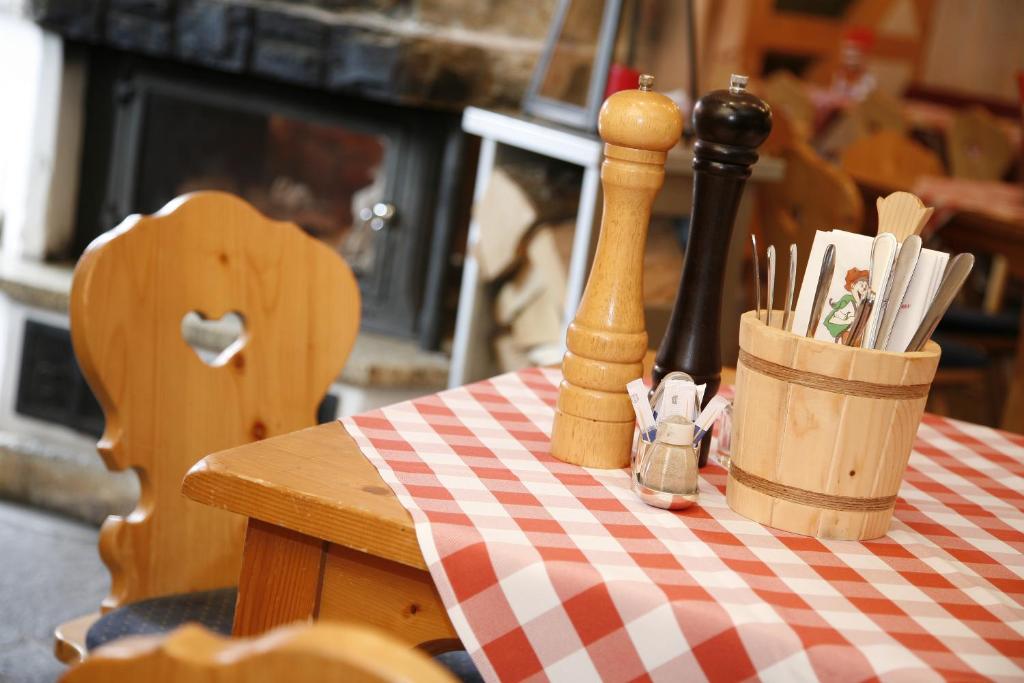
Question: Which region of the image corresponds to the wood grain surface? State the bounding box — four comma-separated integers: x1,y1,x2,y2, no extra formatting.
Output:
875,191,934,242
183,421,422,570
232,520,326,636
728,311,940,540
53,613,97,664
69,191,360,609
59,622,455,683
318,545,457,653
550,80,683,469
182,422,455,645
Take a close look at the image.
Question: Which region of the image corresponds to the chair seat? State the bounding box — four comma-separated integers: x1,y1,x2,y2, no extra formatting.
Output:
434,651,484,683
86,588,237,651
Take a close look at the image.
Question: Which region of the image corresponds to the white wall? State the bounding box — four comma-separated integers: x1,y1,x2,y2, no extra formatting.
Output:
921,0,1024,102
0,16,82,267
0,0,28,15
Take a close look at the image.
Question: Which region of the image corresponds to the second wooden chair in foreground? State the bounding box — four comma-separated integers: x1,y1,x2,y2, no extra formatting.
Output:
60,621,455,683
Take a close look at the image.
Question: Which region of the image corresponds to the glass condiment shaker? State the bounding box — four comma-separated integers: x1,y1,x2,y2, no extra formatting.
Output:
632,415,700,510
714,401,733,470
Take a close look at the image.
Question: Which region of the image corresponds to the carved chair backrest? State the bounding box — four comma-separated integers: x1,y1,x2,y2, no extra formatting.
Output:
60,622,455,683
758,109,864,275
71,192,360,610
948,106,1014,181
840,129,945,192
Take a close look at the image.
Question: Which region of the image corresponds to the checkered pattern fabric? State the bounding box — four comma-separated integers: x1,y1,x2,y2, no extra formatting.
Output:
342,368,1024,681
913,176,1024,228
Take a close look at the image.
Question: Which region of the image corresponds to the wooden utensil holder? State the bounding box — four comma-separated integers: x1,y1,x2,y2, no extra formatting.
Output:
727,311,940,540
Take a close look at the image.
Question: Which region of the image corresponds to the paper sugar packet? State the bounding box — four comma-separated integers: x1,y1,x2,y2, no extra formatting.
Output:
791,230,948,349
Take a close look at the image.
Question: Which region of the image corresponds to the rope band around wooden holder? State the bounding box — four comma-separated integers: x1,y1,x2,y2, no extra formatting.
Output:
729,465,897,512
737,349,931,400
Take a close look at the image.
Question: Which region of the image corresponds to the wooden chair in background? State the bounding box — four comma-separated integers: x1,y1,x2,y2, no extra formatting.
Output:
948,106,1015,182
946,106,1015,314
760,71,816,141
819,89,909,159
840,129,945,192
60,622,455,683
757,107,865,277
54,192,361,662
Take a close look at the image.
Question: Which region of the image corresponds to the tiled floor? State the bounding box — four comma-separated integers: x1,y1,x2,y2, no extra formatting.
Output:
0,500,107,683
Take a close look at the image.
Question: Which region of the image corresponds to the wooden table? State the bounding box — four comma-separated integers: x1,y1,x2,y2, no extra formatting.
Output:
181,421,458,652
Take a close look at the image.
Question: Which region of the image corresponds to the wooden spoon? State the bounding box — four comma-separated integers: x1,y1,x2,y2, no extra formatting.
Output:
876,191,934,242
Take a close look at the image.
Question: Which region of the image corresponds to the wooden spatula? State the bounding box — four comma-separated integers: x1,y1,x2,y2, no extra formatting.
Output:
876,192,934,242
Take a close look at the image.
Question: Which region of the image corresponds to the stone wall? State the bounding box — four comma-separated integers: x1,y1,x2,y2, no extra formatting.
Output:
31,0,558,109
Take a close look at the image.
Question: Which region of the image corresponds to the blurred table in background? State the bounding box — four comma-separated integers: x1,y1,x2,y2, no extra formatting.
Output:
914,176,1024,433
914,176,1024,228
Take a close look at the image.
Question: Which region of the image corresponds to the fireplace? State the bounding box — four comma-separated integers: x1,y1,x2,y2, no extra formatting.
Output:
0,0,553,521
73,47,460,343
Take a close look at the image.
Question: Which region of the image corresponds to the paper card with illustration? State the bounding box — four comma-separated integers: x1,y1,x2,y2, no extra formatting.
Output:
791,230,948,350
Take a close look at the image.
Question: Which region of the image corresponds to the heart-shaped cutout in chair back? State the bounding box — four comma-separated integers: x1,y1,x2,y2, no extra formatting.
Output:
180,311,247,366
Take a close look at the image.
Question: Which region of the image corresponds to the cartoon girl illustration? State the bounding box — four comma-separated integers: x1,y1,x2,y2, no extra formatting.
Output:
823,267,869,343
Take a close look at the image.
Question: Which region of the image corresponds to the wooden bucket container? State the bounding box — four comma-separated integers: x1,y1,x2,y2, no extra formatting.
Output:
727,311,941,540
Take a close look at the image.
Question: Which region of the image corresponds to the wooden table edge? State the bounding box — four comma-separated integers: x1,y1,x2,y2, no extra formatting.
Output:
181,422,427,571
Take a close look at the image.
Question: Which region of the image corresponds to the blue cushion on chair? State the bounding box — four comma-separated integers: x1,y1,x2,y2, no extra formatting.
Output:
86,587,483,683
434,651,484,683
85,588,237,651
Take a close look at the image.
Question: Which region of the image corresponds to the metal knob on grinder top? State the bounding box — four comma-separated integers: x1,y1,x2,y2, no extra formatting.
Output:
652,74,772,467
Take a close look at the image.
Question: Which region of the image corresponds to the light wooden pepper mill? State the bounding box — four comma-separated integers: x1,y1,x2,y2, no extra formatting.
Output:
550,74,683,469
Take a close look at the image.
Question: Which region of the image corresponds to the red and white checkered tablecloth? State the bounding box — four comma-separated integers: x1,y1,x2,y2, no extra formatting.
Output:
341,368,1024,682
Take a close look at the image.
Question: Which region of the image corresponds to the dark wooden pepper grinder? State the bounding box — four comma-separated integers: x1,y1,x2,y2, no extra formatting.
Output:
652,74,772,467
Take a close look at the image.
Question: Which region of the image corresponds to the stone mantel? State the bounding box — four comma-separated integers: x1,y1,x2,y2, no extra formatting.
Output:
0,260,449,390
30,0,556,110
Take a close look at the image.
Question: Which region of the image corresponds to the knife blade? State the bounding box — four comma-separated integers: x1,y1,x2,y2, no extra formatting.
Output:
805,244,836,338
875,235,922,350
846,291,875,347
906,253,975,351
863,233,898,349
782,244,797,332
766,245,776,328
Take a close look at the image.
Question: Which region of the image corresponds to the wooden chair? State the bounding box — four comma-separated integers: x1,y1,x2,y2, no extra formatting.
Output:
759,71,815,141
819,89,910,159
60,622,455,683
948,106,1015,181
757,108,865,277
840,129,945,192
54,192,361,662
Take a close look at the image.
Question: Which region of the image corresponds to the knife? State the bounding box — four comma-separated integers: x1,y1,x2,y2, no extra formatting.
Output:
805,244,836,338
906,253,975,351
846,291,875,347
766,245,776,328
875,235,922,350
782,244,797,332
863,233,898,349
752,234,762,322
